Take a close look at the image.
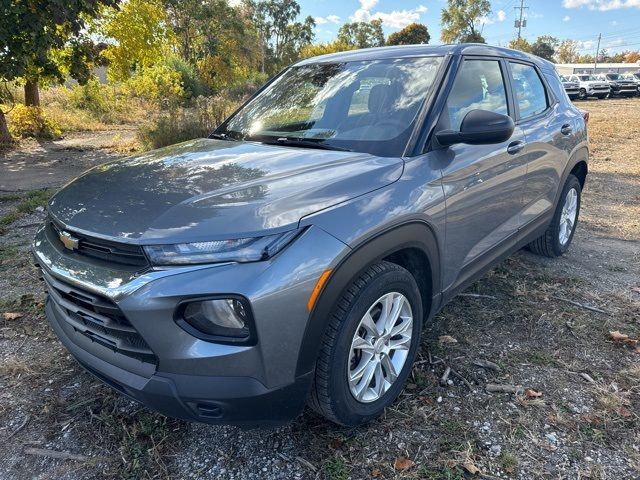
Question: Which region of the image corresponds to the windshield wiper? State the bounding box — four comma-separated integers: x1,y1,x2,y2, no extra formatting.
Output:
209,132,238,141
249,136,351,152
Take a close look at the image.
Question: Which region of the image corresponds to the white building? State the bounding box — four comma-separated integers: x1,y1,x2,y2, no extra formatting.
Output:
556,62,640,75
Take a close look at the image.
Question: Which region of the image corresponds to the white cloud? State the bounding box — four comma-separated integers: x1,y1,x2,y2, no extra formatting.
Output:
563,15,571,20
497,10,507,21
314,15,341,24
478,15,494,25
608,38,626,46
350,3,428,29
610,20,618,24
563,0,640,10
577,40,596,49
360,0,379,10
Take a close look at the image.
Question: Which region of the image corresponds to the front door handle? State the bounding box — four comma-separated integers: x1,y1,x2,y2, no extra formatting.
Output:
561,124,573,135
507,140,525,155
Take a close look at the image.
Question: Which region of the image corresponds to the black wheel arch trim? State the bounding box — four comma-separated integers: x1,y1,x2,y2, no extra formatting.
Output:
295,221,441,377
556,145,588,207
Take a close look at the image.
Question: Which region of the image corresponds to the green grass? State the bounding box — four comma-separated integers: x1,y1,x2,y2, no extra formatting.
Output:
0,189,52,233
323,454,349,480
498,452,518,473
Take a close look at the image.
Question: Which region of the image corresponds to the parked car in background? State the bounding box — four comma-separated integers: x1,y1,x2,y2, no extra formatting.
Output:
621,73,640,95
569,74,610,100
32,44,589,427
560,75,580,99
595,73,637,97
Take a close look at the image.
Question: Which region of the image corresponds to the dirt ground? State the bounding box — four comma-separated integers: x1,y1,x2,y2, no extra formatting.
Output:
0,98,638,480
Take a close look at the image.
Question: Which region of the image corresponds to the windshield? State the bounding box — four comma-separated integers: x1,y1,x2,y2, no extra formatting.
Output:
578,75,595,81
218,57,444,157
606,73,621,80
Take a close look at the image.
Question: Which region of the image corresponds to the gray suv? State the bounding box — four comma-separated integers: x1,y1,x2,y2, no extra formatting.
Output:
32,44,588,427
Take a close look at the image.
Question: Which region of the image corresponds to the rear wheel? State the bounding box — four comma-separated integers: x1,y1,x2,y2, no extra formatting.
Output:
578,88,587,100
528,174,581,258
308,261,423,426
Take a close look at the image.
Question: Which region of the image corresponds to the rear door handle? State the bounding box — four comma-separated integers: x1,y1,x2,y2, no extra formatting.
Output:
561,124,573,135
507,140,525,155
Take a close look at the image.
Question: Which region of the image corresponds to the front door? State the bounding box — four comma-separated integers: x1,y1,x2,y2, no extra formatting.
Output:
434,57,529,293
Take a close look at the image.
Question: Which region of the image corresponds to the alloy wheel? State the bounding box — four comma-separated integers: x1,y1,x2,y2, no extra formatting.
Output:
347,292,413,403
559,187,578,245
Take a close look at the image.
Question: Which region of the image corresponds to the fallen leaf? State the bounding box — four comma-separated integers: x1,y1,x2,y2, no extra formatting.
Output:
328,438,344,450
635,347,640,354
438,335,458,345
618,406,632,418
3,312,24,321
609,331,629,342
394,456,414,471
623,338,639,348
463,462,480,474
371,468,381,477
525,389,543,398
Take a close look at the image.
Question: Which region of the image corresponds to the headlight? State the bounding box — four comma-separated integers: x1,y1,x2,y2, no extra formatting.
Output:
144,229,301,265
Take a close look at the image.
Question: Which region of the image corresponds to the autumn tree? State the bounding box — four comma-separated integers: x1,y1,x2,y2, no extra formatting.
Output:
0,0,118,143
531,36,558,62
507,38,532,53
440,0,490,44
386,23,430,46
100,0,172,81
337,19,385,49
300,41,354,59
555,40,578,63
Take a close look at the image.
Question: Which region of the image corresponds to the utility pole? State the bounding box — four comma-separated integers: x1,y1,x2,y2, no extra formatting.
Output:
593,33,602,74
514,0,529,40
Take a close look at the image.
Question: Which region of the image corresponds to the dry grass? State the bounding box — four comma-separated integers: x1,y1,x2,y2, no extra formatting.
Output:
580,97,640,240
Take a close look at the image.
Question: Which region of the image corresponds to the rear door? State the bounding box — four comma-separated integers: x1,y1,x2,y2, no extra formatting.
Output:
506,61,571,236
436,57,529,293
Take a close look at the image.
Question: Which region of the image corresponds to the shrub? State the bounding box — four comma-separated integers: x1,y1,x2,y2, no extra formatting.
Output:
137,95,237,150
8,105,62,139
68,79,114,116
125,65,185,103
164,56,208,98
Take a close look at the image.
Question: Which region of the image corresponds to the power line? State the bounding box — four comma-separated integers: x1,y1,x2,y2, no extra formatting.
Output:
514,0,529,39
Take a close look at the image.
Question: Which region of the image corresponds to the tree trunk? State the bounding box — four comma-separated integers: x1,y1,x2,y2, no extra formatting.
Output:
0,110,13,143
24,81,40,107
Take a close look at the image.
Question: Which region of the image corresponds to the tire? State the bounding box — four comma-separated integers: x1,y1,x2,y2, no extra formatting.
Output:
308,261,423,426
578,88,587,100
528,174,581,258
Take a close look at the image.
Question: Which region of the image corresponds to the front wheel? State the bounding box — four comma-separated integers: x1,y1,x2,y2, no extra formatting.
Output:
528,174,581,257
578,88,587,100
308,261,423,426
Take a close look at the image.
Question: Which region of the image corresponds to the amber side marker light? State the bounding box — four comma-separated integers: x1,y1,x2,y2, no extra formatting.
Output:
307,269,332,312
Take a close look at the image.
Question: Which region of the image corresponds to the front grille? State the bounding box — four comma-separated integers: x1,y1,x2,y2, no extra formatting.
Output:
42,270,157,365
47,220,149,268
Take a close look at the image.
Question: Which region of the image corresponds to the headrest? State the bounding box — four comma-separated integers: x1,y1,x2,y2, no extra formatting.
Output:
368,83,400,114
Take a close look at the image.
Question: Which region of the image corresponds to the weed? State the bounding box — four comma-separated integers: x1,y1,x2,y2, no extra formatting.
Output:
323,454,348,480
498,452,518,473
0,189,52,233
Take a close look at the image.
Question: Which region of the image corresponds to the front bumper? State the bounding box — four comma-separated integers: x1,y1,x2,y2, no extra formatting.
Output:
33,224,349,426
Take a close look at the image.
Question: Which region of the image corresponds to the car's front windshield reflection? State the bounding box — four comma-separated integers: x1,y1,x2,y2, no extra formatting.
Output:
219,57,444,157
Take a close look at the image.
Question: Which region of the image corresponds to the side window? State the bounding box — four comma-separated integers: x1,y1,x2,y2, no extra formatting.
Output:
445,60,509,131
509,62,549,119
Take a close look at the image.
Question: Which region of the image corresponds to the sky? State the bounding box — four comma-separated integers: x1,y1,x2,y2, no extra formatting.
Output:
298,0,640,56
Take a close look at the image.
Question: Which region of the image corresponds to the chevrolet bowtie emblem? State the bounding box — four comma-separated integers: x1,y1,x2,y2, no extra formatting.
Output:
59,230,80,251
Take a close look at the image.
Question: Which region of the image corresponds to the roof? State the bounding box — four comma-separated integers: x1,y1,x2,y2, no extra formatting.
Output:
295,43,554,71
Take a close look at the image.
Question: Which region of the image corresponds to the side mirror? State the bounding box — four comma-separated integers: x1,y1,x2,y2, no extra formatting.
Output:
435,109,515,147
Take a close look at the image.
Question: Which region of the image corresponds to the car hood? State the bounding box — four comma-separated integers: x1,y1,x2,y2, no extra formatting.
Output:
582,81,608,87
48,139,403,244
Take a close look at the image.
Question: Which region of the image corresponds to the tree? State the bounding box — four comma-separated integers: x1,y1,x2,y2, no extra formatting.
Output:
101,0,173,81
300,41,354,59
508,38,532,53
440,0,490,44
337,19,385,49
0,0,118,143
386,23,430,46
246,0,315,73
531,35,558,62
623,50,640,63
555,40,578,63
